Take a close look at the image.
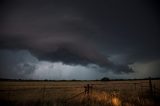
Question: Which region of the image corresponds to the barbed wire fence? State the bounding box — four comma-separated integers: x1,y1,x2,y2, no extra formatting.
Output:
63,78,160,105
1,78,160,105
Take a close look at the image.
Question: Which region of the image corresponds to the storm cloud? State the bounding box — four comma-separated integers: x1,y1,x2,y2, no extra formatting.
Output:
0,0,160,79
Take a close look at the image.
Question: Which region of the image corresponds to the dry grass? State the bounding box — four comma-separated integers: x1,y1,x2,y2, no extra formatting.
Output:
0,80,160,106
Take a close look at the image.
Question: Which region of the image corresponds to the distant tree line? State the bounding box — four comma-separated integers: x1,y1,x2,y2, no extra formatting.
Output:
0,77,160,82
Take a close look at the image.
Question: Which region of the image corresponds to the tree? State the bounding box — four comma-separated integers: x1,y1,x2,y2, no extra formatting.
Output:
101,77,110,81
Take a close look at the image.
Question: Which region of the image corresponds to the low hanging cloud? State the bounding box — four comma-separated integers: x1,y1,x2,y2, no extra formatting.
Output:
31,61,105,80
0,34,133,74
5,0,160,77
0,49,131,80
0,50,37,79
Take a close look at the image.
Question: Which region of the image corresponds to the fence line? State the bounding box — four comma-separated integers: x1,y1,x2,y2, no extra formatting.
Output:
1,78,159,105
65,91,85,102
64,79,159,102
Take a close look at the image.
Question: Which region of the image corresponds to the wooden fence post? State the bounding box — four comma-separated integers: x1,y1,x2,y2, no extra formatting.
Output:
7,85,10,101
87,84,89,95
149,77,153,97
42,85,46,106
140,83,143,97
153,84,156,97
134,83,137,90
84,84,93,95
90,84,93,94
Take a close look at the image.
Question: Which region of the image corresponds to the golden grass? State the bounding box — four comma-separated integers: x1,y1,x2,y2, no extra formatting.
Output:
0,80,159,106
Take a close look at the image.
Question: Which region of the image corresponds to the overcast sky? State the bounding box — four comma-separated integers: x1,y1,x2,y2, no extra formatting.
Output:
0,0,160,80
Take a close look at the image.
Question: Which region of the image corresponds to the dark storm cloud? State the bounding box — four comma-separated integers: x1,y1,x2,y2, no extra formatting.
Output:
0,34,120,73
0,50,37,78
0,0,160,75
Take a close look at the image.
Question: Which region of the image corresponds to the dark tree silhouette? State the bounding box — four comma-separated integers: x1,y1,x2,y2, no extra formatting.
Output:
101,77,110,81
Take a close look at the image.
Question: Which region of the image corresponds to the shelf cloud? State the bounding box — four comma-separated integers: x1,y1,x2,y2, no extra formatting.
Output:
0,0,160,79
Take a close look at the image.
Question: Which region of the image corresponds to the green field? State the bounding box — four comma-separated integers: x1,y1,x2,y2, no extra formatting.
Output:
0,80,160,106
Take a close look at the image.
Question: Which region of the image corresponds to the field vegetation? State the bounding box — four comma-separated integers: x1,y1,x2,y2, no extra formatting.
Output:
0,80,160,106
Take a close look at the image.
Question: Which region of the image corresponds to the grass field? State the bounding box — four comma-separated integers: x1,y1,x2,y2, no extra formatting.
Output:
0,80,160,106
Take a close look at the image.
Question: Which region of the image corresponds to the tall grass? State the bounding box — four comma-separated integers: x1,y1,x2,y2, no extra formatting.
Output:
0,80,159,106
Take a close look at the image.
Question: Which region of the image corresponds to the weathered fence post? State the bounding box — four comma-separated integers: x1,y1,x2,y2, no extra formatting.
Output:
140,83,143,97
90,84,93,94
42,85,46,106
7,85,10,101
153,84,156,97
84,84,93,95
87,84,89,95
134,83,137,90
149,77,153,97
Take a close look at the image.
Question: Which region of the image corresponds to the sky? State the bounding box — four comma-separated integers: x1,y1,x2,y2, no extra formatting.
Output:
0,0,160,80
